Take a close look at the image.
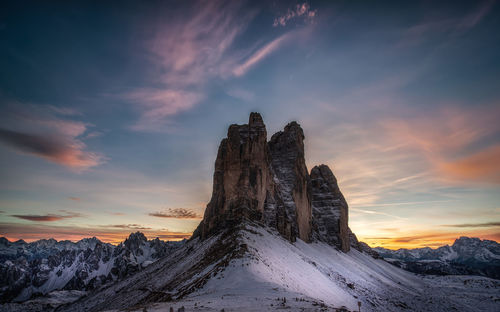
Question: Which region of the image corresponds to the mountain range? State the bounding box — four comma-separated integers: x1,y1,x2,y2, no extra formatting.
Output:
374,237,500,279
0,233,184,303
1,113,498,312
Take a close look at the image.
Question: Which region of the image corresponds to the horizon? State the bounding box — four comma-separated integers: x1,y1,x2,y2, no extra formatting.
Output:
1,0,500,250
0,230,496,251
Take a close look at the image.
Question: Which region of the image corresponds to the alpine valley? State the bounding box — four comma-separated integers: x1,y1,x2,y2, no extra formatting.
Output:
1,113,499,312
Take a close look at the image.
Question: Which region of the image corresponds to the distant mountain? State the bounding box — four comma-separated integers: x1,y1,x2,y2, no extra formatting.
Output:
0,232,185,302
374,237,500,279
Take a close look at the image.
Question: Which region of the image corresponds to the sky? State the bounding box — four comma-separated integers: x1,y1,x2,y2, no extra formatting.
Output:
0,0,499,249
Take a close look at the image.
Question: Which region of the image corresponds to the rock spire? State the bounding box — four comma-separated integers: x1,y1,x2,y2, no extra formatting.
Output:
193,113,351,252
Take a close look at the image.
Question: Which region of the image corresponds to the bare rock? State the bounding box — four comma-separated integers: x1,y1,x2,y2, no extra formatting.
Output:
267,122,312,242
310,165,349,252
194,113,274,239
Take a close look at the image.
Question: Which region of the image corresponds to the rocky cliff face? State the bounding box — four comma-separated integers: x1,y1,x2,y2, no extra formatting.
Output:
194,113,274,239
194,113,358,250
267,122,312,242
310,164,349,252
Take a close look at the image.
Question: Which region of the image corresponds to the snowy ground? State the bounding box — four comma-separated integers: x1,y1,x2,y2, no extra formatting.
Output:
3,224,499,311
107,225,500,312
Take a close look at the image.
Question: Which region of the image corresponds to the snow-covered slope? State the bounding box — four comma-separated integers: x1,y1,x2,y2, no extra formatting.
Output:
374,237,500,279
48,223,500,312
0,233,184,302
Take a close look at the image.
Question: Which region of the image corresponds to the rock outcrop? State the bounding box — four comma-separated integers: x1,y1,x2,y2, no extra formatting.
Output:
310,164,349,252
194,113,274,239
194,112,362,252
267,122,312,242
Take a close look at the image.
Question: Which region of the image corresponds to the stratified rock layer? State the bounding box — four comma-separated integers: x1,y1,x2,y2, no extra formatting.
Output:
310,164,349,252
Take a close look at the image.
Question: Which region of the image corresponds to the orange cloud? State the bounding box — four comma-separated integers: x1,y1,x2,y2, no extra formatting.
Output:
438,145,500,184
0,105,106,171
381,105,500,185
11,211,83,222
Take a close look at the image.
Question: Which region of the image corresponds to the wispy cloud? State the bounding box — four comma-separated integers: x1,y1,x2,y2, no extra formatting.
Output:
128,0,310,131
100,224,152,230
128,90,202,132
149,208,201,219
232,33,291,77
128,0,257,131
442,222,500,228
457,0,496,30
438,145,500,184
11,211,83,222
273,2,317,27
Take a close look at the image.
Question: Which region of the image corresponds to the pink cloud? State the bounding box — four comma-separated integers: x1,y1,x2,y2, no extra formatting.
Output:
0,105,106,171
273,2,317,27
128,1,258,131
128,89,202,132
232,33,291,77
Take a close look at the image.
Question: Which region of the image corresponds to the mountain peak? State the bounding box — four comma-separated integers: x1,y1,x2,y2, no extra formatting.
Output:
194,113,353,250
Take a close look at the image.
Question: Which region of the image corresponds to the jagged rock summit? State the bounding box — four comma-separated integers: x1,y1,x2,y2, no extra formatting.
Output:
194,112,351,252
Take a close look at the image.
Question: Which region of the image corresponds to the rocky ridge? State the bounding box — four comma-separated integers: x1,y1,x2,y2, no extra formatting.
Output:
0,233,184,302
374,237,500,279
194,113,362,253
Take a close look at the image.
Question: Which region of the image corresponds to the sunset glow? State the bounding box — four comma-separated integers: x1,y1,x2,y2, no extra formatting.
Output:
1,1,499,249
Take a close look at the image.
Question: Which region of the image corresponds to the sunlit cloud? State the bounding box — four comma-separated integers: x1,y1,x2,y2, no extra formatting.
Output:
128,89,202,132
129,0,257,132
99,224,152,230
0,105,106,171
273,2,317,27
438,145,500,184
149,208,201,219
441,222,500,228
11,211,83,222
233,33,291,77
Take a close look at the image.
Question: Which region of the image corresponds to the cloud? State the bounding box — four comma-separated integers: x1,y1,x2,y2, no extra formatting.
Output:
0,105,106,171
457,0,496,30
11,211,83,222
232,33,291,77
128,89,202,132
149,208,201,219
442,222,500,228
273,2,317,27
100,224,152,230
128,1,257,132
381,105,500,185
0,222,192,244
68,197,80,201
225,88,255,102
438,145,500,184
0,128,104,170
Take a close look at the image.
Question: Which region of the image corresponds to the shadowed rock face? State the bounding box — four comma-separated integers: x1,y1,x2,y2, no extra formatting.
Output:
193,113,354,250
310,165,349,252
194,113,273,239
268,122,312,242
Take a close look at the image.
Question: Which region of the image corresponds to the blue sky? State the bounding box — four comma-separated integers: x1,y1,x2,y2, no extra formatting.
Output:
1,0,499,248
